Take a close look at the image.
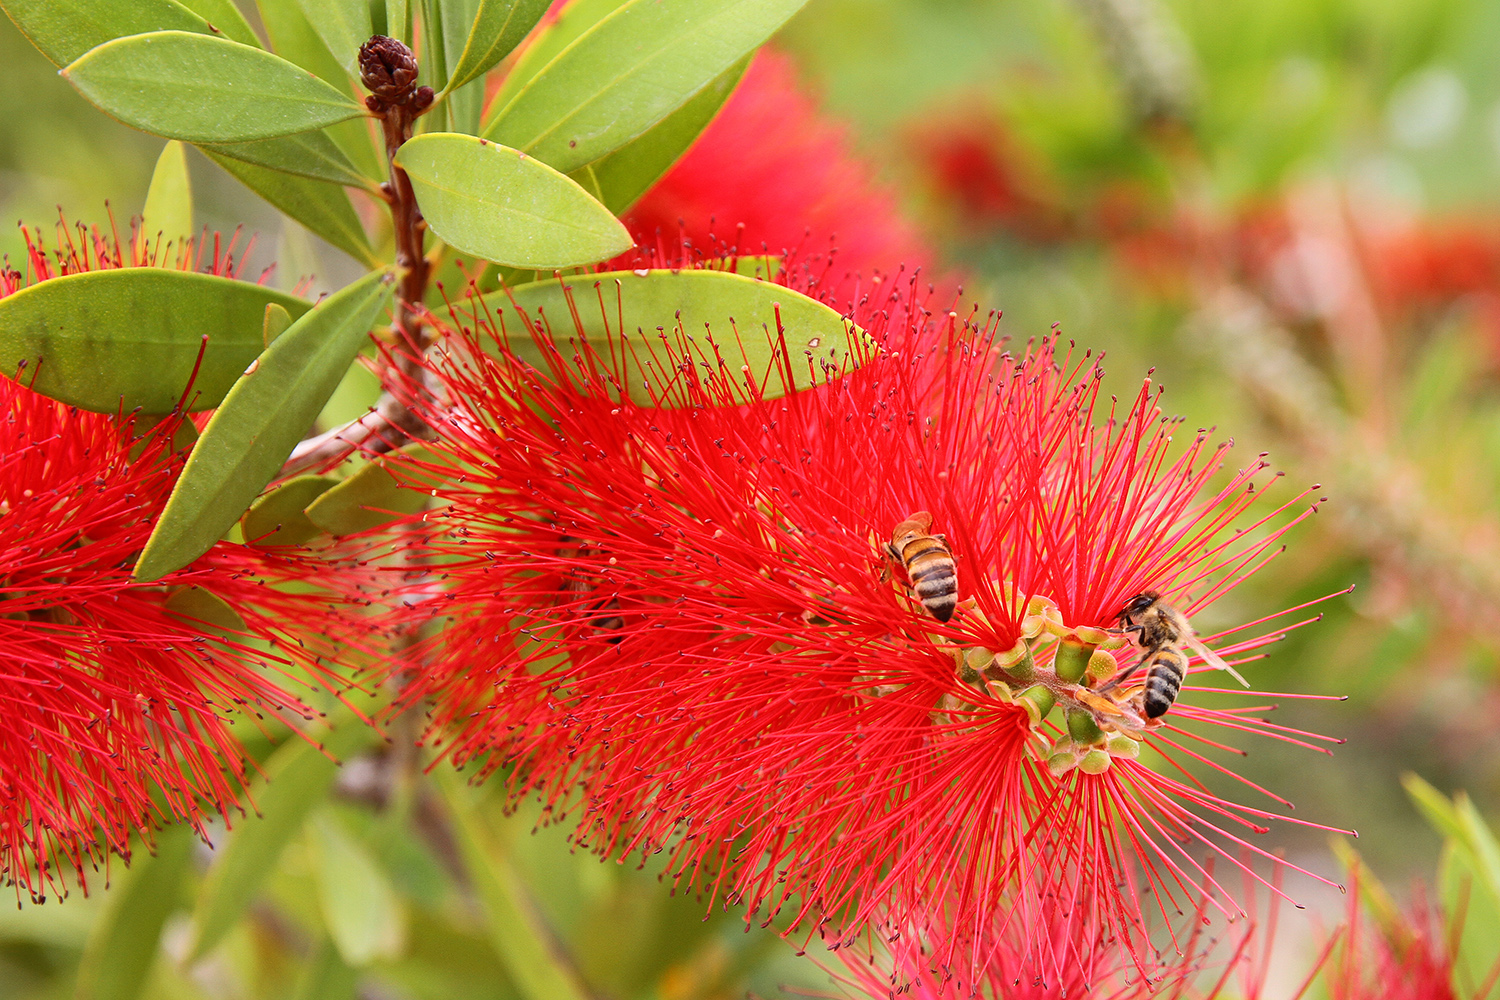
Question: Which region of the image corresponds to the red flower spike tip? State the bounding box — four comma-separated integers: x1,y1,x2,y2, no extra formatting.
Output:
834,876,1239,1000
620,50,941,303
2,209,273,292
385,262,1348,984
0,218,365,901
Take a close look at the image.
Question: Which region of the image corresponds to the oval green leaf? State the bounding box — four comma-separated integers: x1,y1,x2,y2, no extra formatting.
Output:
201,131,375,188
133,270,393,582
74,825,194,1000
446,0,550,93
385,0,410,42
264,302,294,346
0,269,311,413
255,0,386,179
481,0,626,128
432,0,485,134
187,723,377,961
477,268,865,406
394,132,631,268
484,0,808,174
578,54,746,213
293,0,370,79
304,444,436,535
308,810,407,966
142,140,194,251
64,30,367,143
177,0,261,46
164,584,248,635
242,474,339,546
0,0,215,66
203,149,378,266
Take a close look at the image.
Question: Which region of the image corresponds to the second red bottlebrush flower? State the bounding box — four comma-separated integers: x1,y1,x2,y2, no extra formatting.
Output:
0,218,366,900
622,51,940,302
384,265,1348,982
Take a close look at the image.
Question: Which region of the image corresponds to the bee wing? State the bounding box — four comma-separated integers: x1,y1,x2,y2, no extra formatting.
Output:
1185,636,1251,688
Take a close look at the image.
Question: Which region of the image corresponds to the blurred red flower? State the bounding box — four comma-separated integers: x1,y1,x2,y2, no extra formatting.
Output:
622,51,939,301
384,263,1345,982
0,218,361,900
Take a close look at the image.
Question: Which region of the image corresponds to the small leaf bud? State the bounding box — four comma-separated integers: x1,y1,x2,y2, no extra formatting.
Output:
359,35,419,104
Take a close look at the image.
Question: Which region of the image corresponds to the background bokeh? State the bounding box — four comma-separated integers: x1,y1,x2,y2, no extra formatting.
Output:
6,0,1500,996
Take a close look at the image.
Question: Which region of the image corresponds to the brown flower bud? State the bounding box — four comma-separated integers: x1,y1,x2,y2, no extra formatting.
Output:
359,35,419,105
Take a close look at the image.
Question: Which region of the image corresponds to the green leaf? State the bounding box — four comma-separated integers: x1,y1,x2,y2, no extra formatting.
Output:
133,270,393,582
291,938,360,1000
0,0,214,66
481,0,626,126
484,0,808,173
395,132,631,268
130,412,200,461
478,269,866,405
579,54,746,213
142,141,195,251
1455,793,1500,911
446,0,550,92
176,0,261,46
1405,774,1500,998
1404,772,1464,842
188,723,376,961
164,584,248,634
386,0,411,43
265,302,294,346
306,446,435,539
202,131,375,188
242,475,340,546
256,0,386,179
0,269,310,413
418,0,447,87
75,825,194,1000
308,810,407,965
203,149,379,266
1443,839,1500,1000
437,772,591,1000
305,444,434,535
64,31,367,143
437,0,486,134
294,0,371,78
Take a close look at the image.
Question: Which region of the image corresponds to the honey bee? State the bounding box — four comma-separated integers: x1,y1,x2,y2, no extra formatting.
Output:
1106,591,1249,719
883,511,958,622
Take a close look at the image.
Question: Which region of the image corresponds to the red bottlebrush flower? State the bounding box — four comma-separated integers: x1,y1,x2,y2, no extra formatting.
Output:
3,210,271,291
834,877,1233,1000
0,220,359,900
622,51,939,301
386,266,1348,983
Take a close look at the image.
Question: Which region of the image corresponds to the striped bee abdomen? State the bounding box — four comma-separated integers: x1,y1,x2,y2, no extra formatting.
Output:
1142,647,1187,718
886,513,958,622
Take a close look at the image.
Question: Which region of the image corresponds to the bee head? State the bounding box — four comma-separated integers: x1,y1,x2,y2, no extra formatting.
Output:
890,510,934,544
1119,591,1161,621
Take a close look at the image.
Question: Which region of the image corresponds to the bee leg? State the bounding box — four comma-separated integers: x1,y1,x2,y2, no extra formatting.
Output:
879,542,901,582
1095,661,1143,695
